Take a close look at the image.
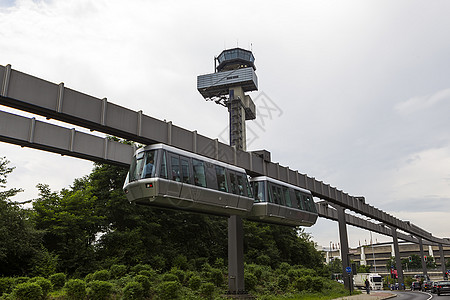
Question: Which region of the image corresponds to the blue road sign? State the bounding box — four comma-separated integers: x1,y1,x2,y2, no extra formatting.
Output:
346,267,352,273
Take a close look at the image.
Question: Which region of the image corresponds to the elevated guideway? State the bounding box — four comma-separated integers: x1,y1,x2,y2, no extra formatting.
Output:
0,108,437,245
0,63,448,246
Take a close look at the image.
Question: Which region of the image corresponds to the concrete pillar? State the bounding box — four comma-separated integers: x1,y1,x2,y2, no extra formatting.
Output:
418,238,428,276
439,244,447,279
228,215,245,294
391,227,404,290
337,206,351,290
361,245,366,265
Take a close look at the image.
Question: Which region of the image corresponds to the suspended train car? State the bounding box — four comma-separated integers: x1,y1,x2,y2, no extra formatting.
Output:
123,144,254,217
248,176,318,227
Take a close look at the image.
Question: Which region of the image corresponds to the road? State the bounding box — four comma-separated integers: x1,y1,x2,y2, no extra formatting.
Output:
389,290,450,300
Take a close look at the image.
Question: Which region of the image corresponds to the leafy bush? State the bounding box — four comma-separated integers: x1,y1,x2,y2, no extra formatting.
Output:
13,278,29,286
29,277,52,298
131,264,155,275
110,264,127,279
138,269,156,281
49,273,66,290
161,273,178,282
244,272,258,292
122,281,144,300
170,268,186,284
256,254,271,266
172,255,188,270
199,282,215,299
157,281,181,300
188,275,202,291
311,276,324,292
134,275,151,295
87,280,114,300
208,268,224,286
0,277,14,295
92,270,111,281
277,275,290,291
64,279,86,300
11,282,43,300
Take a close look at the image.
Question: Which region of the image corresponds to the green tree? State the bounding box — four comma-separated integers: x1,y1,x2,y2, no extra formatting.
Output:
32,183,105,275
0,157,44,276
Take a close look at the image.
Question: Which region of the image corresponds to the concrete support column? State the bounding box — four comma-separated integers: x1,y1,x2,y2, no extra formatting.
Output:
439,244,447,279
337,206,351,290
390,227,404,290
418,238,428,276
361,245,366,265
228,215,245,294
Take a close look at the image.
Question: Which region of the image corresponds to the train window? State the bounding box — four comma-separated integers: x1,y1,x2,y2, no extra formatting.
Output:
276,186,284,205
295,191,305,210
129,151,145,182
143,150,156,178
192,159,206,187
303,194,316,213
215,166,228,192
252,181,265,202
269,184,282,204
160,150,168,179
283,187,292,207
236,173,246,196
180,156,191,184
229,172,238,194
170,154,181,182
245,178,253,198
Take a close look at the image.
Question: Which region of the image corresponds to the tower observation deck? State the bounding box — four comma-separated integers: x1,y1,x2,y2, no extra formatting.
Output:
197,48,258,151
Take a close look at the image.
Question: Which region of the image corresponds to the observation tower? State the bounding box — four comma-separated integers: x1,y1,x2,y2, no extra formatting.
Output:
197,47,258,151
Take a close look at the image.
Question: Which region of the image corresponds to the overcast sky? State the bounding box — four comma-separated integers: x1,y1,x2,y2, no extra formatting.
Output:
1,0,449,249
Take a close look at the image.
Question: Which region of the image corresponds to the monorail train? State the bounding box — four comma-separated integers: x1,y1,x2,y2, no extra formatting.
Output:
123,144,318,226
123,144,254,217
248,176,318,227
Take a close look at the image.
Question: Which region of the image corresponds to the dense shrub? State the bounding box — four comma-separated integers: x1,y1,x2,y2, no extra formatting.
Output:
311,276,324,292
157,281,181,300
134,275,151,295
29,277,52,298
244,272,258,292
199,282,215,299
92,270,111,281
188,275,202,291
161,273,178,282
11,282,43,300
122,281,144,300
170,268,186,284
64,279,86,300
13,278,29,285
138,269,157,281
87,280,114,300
0,277,14,295
131,264,154,274
110,264,127,279
172,255,188,270
277,275,289,291
256,254,271,266
49,273,66,290
208,268,224,286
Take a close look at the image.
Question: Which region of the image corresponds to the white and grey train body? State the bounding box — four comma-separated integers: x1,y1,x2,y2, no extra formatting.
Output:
123,144,318,227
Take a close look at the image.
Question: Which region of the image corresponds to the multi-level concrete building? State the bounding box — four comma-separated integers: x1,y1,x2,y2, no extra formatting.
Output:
323,242,450,278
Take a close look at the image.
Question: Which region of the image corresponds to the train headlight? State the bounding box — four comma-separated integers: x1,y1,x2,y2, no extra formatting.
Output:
146,183,153,188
